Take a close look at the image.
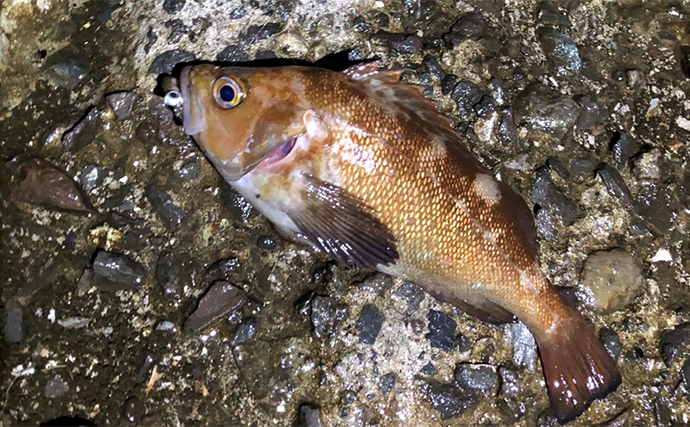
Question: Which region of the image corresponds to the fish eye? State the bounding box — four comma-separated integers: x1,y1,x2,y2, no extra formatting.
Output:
212,77,244,109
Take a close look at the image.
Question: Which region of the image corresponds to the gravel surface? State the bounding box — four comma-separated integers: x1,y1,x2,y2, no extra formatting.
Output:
1,0,689,426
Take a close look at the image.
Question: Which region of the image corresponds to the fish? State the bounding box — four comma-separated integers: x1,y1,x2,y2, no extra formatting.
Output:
161,62,621,423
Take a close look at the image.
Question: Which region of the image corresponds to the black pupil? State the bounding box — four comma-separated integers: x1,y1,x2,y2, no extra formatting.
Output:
219,84,235,103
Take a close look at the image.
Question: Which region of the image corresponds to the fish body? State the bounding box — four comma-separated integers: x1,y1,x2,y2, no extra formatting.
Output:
163,63,620,423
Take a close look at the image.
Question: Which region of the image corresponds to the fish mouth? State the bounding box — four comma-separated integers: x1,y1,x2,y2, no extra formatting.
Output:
163,66,207,136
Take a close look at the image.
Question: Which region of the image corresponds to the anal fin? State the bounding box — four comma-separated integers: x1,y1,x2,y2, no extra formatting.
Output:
453,298,516,324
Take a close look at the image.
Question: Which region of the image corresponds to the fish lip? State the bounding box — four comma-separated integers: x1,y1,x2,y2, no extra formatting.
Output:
179,66,206,136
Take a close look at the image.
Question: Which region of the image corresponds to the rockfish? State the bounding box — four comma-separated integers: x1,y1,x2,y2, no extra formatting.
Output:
162,62,621,423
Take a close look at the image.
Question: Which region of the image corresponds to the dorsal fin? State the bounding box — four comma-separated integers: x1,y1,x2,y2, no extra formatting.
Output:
342,62,457,141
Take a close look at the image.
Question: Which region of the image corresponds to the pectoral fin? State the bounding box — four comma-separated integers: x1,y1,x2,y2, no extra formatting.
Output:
288,176,399,269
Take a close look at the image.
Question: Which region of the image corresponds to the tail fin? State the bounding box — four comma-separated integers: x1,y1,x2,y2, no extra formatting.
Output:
536,309,622,424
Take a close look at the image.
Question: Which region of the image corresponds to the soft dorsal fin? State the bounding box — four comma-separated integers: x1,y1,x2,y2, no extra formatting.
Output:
342,61,457,142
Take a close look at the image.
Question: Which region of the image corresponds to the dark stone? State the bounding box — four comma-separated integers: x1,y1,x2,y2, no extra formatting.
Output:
375,13,389,28
178,161,201,180
514,84,579,139
255,50,278,60
231,317,258,345
156,252,184,299
310,296,348,339
531,167,579,226
122,396,145,423
599,328,623,360
102,184,131,211
16,258,59,304
538,27,582,74
358,274,392,296
391,35,422,54
184,282,248,332
682,359,690,400
451,80,484,118
497,108,519,146
535,207,558,241
426,310,457,352
454,363,498,391
456,333,471,352
43,46,91,90
537,1,572,27
420,362,438,376
45,375,69,398
610,132,640,169
474,95,496,118
298,404,322,427
491,78,506,105
507,322,538,369
569,156,598,181
444,12,486,46
440,74,458,95
215,45,250,63
546,157,569,178
207,257,241,281
80,165,104,191
343,390,357,404
379,372,396,395
659,323,690,367
61,106,101,152
256,235,276,250
93,250,145,289
634,184,673,233
145,185,185,228
499,367,521,396
357,304,385,345
352,16,372,33
423,55,445,80
229,6,246,20
655,397,674,427
144,27,158,54
679,45,690,78
4,299,23,343
220,183,254,221
242,23,283,42
165,19,188,43
11,158,93,213
163,0,185,14
427,380,476,419
393,282,425,316
148,50,196,75
574,95,604,130
597,165,634,208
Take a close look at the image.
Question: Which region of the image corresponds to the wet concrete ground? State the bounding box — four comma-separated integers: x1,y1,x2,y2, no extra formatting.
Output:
1,0,690,426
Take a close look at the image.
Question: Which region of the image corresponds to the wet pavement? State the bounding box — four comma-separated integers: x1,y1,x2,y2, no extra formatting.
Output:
1,0,689,426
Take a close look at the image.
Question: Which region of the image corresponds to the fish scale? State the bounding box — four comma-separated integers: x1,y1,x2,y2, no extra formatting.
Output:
162,61,621,423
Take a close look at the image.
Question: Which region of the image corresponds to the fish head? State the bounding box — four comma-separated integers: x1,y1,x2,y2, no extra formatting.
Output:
164,64,311,181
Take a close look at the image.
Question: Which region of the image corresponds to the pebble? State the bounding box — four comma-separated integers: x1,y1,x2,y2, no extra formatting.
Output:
352,16,372,33
57,317,91,329
231,317,258,345
610,132,640,170
423,55,445,80
633,149,661,180
16,258,58,303
569,156,598,181
80,164,104,191
122,396,145,423
298,404,322,427
392,282,425,316
4,299,23,343
92,250,146,289
148,49,196,74
310,296,348,339
45,375,69,398
444,12,486,46
43,46,91,90
531,167,579,226
599,328,623,360
626,69,643,89
11,158,93,213
538,27,582,74
379,372,397,395
474,95,496,118
420,362,438,376
427,380,476,419
156,252,184,299
62,106,101,152
635,183,673,233
682,359,690,399
184,282,248,332
456,333,471,352
491,78,506,105
177,161,201,180
499,367,521,396
581,249,644,313
514,84,579,139
537,1,571,27
506,322,538,370
145,185,186,228
440,74,458,95
679,45,690,78
242,23,283,42
659,323,690,367
220,183,255,222
255,51,277,60
454,363,499,391
162,0,185,14
215,45,250,62
535,207,558,241
358,274,392,296
597,165,634,208
390,35,422,55
574,95,604,130
256,235,276,250
105,91,138,120
451,80,484,118
207,257,241,280
229,6,246,20
497,108,519,146
358,304,385,345
426,310,457,352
